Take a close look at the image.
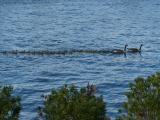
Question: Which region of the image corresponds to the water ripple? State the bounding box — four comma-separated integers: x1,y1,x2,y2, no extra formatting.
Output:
1,0,160,119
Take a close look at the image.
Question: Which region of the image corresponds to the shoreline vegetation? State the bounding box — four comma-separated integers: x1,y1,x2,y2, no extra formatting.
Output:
0,72,160,120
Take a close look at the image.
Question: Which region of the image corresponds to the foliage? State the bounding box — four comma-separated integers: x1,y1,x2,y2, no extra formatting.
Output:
0,85,21,120
38,83,107,120
117,72,160,120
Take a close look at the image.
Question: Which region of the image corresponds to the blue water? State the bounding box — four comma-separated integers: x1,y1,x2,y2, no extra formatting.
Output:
0,0,160,119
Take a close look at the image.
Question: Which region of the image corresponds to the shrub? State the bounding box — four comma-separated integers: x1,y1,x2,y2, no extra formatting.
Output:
0,85,21,120
38,83,107,120
117,72,160,120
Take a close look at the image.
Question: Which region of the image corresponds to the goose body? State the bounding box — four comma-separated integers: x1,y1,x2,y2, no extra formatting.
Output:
127,44,143,52
112,44,128,54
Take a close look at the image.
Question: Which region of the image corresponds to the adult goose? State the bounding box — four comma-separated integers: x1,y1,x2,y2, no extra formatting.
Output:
127,44,143,52
112,44,128,54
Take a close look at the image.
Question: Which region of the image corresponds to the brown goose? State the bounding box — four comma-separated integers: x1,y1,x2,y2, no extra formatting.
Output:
127,44,143,52
112,44,128,54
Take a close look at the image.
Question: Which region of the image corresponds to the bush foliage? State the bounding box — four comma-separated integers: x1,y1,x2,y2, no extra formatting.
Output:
1,72,160,120
117,72,160,120
0,85,21,120
38,83,107,120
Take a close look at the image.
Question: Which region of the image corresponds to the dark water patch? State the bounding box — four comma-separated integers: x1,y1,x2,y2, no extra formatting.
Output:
33,77,52,83
40,71,62,77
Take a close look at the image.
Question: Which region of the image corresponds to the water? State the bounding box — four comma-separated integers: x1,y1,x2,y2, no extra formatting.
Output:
0,0,160,119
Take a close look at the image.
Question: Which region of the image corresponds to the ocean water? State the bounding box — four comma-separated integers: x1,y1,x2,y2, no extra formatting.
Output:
0,0,160,119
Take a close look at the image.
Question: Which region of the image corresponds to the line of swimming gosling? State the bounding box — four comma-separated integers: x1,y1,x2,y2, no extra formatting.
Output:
1,45,143,55
1,49,112,55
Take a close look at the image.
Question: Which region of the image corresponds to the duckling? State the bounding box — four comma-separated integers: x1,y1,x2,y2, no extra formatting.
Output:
127,44,143,52
112,44,128,54
2,50,7,54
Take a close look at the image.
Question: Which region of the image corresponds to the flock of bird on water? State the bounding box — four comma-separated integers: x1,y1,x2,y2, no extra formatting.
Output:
113,44,143,53
1,44,143,55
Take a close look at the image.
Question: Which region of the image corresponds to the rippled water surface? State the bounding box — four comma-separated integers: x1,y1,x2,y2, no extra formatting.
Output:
0,0,160,119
